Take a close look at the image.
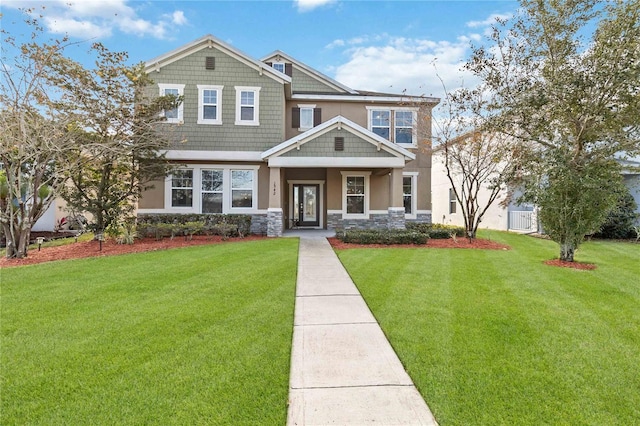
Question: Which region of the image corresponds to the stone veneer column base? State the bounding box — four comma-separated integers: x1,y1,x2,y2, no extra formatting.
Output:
388,207,406,230
267,208,283,237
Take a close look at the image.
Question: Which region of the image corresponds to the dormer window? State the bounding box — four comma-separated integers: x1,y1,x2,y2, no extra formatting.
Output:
272,62,286,73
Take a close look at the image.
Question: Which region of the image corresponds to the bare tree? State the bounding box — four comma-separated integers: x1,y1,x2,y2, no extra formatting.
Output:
432,84,518,239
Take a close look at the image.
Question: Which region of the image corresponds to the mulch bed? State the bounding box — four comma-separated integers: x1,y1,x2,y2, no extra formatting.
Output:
544,259,597,270
327,237,510,250
1,235,268,268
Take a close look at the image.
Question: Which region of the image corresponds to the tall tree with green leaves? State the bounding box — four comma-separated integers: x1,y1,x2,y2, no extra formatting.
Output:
467,0,640,261
0,13,78,258
49,43,181,234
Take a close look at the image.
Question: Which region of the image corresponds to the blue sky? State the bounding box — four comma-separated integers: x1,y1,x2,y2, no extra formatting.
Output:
2,0,518,99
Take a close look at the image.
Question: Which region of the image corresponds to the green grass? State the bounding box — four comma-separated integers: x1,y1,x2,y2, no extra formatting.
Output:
1,238,299,425
337,232,640,425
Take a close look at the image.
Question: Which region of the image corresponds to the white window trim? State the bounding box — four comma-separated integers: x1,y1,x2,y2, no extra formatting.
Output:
165,165,260,213
235,86,261,126
158,83,185,124
366,106,418,147
297,103,316,131
341,171,371,219
197,84,223,125
403,172,418,219
169,168,194,209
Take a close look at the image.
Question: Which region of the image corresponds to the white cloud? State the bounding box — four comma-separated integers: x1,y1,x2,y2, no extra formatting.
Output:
3,0,188,40
466,13,511,28
332,34,478,101
295,0,337,13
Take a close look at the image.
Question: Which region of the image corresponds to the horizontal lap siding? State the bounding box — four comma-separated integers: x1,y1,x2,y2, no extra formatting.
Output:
152,47,284,151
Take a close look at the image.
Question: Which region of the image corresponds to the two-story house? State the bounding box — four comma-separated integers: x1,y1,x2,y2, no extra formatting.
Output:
137,35,439,236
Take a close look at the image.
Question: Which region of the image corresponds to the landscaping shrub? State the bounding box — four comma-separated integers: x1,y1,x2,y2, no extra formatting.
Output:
593,190,638,239
136,214,252,239
406,222,466,238
337,229,428,245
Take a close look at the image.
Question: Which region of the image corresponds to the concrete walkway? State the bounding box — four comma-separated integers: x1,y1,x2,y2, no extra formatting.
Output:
286,233,438,425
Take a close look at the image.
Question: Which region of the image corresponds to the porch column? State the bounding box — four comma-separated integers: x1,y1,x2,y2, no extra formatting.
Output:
267,166,283,237
388,167,406,229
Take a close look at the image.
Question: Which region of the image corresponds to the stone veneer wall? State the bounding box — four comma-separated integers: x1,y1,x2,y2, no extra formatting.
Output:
266,209,283,237
327,211,432,232
250,214,268,235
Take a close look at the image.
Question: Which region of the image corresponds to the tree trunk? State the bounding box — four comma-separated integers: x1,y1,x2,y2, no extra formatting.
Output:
3,223,30,259
560,243,575,262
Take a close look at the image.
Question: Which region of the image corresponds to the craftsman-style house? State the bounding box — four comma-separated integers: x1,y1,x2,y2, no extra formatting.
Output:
137,35,439,236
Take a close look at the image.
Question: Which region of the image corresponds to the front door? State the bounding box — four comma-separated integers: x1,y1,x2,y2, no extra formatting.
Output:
293,184,320,227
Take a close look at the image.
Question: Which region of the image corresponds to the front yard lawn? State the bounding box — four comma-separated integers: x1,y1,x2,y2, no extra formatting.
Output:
337,232,640,425
1,238,299,425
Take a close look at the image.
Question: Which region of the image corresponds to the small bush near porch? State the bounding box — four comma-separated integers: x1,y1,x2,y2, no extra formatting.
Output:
337,232,640,425
1,239,298,425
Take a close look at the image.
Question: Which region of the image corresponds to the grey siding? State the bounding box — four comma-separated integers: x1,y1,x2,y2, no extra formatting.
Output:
282,130,395,158
291,67,342,94
152,47,285,151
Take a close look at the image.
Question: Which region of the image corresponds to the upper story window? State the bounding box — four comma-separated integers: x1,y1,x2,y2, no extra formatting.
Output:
158,84,185,124
272,62,285,73
367,107,418,146
235,86,260,126
197,85,223,125
370,110,390,140
292,105,321,131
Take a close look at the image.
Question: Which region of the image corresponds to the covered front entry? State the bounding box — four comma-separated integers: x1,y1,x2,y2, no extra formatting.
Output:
288,180,324,228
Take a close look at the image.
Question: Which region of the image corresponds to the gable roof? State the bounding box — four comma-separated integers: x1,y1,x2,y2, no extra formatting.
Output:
261,50,357,95
262,115,416,162
145,35,291,85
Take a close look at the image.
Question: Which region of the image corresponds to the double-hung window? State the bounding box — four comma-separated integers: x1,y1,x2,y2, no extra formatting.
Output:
235,86,260,126
171,169,193,207
367,107,417,146
201,169,223,213
197,85,223,125
370,110,391,140
395,111,414,144
292,105,321,130
403,172,418,217
231,170,254,208
341,171,371,217
159,84,185,123
449,188,457,214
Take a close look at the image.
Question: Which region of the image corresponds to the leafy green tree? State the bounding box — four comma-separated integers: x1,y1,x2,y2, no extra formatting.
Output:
594,187,639,239
0,13,78,258
467,0,640,261
49,43,181,234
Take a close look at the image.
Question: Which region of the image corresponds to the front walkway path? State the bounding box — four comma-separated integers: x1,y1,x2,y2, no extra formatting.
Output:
286,233,438,425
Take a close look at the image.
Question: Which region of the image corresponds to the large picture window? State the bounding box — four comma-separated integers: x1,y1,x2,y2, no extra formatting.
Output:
235,86,260,126
197,85,223,125
171,169,193,207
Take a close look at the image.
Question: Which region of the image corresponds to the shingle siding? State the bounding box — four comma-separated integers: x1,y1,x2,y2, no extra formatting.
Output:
281,130,395,158
151,47,285,151
291,67,342,94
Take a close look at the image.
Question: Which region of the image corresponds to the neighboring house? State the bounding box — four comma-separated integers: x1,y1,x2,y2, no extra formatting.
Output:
433,144,640,233
137,35,438,236
621,156,640,224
